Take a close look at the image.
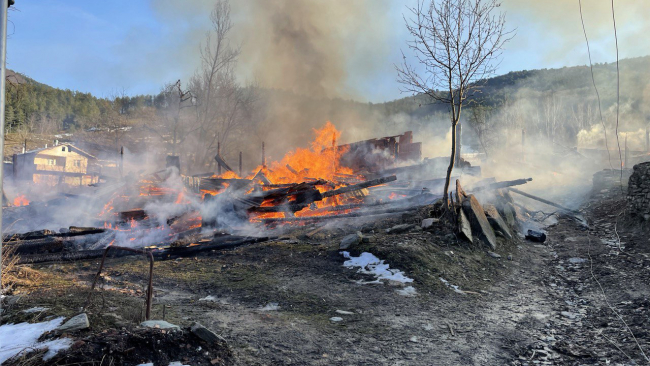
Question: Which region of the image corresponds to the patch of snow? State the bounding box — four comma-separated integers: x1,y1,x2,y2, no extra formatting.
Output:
0,317,71,364
42,338,74,360
199,295,218,302
335,310,354,315
439,277,466,295
22,307,49,314
341,251,414,284
329,317,343,322
169,362,190,366
136,363,153,366
259,302,279,311
396,286,417,297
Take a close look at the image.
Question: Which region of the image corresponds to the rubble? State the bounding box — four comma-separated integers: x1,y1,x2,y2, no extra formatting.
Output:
339,232,363,250
56,313,89,333
386,224,416,234
190,322,227,344
421,217,439,229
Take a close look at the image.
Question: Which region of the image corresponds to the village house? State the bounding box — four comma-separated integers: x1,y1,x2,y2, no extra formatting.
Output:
12,143,100,186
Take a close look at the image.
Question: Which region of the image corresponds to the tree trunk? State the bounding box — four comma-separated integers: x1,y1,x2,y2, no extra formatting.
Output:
455,121,462,166
443,121,458,207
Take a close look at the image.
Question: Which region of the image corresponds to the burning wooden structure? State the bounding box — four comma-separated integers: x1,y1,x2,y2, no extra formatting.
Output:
3,123,485,263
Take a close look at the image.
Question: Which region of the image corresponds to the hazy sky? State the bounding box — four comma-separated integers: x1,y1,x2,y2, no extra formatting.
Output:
6,0,650,102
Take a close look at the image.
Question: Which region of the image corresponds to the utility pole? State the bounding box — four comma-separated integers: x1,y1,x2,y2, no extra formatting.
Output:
0,0,12,296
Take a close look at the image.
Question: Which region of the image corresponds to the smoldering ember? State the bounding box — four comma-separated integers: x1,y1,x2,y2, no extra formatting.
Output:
2,1,650,366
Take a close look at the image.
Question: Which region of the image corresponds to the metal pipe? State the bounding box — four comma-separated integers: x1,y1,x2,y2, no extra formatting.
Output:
0,0,9,295
85,245,154,320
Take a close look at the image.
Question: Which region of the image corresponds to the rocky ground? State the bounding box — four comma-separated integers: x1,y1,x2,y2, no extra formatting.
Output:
2,187,649,365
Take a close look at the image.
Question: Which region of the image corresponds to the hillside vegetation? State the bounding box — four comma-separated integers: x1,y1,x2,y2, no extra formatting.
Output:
4,56,650,170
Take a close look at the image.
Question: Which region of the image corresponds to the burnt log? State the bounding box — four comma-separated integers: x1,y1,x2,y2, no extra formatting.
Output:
214,154,234,172
321,175,397,198
260,206,417,224
470,178,533,193
5,237,65,254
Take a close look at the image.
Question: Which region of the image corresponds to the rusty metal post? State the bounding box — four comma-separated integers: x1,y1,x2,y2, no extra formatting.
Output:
217,139,221,175
85,246,154,320
239,151,242,177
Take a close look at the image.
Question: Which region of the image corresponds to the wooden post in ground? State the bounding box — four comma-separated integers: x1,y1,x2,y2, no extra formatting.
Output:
262,142,266,168
120,146,124,179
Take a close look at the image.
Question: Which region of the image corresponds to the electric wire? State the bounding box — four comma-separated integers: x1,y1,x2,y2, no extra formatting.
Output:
611,0,623,188
578,0,613,170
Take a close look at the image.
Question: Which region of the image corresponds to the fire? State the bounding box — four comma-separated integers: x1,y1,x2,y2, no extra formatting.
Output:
209,122,371,220
256,122,352,183
13,195,29,206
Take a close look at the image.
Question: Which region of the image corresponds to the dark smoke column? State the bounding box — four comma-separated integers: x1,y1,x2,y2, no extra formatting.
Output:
396,0,513,207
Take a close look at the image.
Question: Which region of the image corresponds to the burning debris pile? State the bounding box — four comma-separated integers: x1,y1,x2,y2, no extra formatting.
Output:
4,122,476,264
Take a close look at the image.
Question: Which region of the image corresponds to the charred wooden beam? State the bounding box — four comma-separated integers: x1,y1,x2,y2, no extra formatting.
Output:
252,169,272,185
286,164,298,175
470,178,533,193
249,203,310,213
4,226,107,242
119,209,147,222
260,205,416,224
5,237,65,254
214,154,234,172
321,175,397,198
165,235,273,258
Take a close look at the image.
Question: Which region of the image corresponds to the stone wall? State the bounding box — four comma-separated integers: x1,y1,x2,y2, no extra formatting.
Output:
627,162,650,220
593,168,631,192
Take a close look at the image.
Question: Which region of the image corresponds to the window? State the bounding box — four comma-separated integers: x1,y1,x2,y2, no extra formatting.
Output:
47,159,56,165
61,146,66,152
74,160,81,167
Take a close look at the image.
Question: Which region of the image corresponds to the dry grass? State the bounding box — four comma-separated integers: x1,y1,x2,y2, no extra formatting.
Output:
2,243,19,293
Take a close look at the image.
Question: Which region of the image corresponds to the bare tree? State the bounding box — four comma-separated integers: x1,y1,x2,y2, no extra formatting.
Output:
396,0,513,205
187,0,256,170
149,80,197,157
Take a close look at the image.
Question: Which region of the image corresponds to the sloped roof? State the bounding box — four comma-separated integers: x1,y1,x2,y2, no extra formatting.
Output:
23,143,97,160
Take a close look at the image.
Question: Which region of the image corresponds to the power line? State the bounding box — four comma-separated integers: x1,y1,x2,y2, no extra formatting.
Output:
578,0,613,171
611,0,623,185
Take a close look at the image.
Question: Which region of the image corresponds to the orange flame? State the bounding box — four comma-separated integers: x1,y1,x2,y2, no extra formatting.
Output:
13,195,29,206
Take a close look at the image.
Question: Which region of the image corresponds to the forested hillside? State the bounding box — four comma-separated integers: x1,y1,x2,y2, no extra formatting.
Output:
5,55,650,168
